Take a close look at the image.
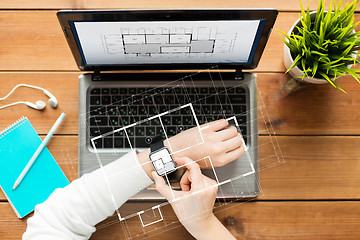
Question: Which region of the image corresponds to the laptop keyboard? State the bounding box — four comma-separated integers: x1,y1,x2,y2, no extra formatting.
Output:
88,86,248,149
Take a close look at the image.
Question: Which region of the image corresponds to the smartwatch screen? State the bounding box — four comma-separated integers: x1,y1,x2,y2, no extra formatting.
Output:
149,147,176,176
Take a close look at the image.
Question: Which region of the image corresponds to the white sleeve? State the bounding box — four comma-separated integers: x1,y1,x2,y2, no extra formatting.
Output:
22,150,153,240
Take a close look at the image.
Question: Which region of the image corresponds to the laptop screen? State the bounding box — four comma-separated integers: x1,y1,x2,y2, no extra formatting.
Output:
58,9,278,71
70,20,266,66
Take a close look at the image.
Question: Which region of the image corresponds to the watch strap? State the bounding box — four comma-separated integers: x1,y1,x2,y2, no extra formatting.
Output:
150,135,164,152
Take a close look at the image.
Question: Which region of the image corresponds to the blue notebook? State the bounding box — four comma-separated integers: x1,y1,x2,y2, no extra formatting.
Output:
0,117,69,218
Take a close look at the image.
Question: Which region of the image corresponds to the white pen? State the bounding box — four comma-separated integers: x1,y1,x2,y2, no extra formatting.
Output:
12,113,66,190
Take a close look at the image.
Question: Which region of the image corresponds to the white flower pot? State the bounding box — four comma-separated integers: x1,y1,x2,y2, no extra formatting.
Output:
283,11,357,85
283,11,329,84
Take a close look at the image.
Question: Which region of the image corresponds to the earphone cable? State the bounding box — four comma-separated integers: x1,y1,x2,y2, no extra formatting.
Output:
0,84,44,101
0,101,28,110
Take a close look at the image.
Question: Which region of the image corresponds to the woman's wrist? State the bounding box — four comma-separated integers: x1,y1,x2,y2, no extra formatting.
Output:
137,134,191,181
137,148,154,180
183,214,218,239
184,214,235,240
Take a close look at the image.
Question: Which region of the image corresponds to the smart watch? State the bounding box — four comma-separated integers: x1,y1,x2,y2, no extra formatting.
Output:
149,135,176,176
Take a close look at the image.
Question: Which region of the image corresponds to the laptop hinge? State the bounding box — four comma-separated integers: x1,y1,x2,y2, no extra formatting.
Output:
234,67,244,80
92,69,101,81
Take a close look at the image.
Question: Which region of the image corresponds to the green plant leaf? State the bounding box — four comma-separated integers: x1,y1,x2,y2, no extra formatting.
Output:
319,71,347,93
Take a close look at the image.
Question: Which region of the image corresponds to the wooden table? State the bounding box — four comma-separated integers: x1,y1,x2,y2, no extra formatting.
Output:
1,1,360,239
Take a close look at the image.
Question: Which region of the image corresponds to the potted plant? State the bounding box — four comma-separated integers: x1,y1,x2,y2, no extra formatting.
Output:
279,0,360,92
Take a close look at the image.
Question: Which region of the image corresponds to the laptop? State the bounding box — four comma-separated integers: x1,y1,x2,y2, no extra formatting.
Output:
57,9,278,200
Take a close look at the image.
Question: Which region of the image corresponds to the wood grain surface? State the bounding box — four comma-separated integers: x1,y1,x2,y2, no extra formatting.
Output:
1,201,359,239
0,12,359,71
0,0,359,11
1,73,360,135
1,1,360,239
1,135,359,201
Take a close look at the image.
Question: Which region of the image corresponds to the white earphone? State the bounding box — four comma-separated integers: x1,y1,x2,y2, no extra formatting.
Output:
0,84,58,110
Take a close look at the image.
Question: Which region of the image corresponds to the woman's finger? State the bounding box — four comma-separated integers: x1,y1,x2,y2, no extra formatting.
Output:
222,134,243,152
200,119,228,132
216,126,239,141
179,170,191,191
225,144,245,163
181,157,204,191
151,171,173,200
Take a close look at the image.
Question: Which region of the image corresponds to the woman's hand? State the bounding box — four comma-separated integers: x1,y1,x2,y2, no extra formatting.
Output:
152,157,236,240
167,119,245,168
137,119,245,180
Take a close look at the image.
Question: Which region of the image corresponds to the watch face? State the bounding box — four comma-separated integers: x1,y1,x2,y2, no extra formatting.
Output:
149,147,176,176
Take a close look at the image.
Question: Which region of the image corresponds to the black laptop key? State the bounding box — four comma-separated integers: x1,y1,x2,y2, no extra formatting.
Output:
118,106,127,115
233,105,246,114
146,127,156,136
109,116,119,126
135,126,145,136
236,87,246,93
172,116,182,126
90,96,101,105
146,88,155,94
200,88,208,94
99,127,113,135
149,106,158,115
218,94,226,104
198,95,206,105
162,116,171,125
90,116,108,126
229,95,246,104
183,116,193,125
237,115,247,125
128,106,138,115
126,128,135,137
202,105,211,115
110,88,119,94
193,105,201,115
139,106,148,115
206,95,216,104
124,137,135,148
143,96,154,105
90,106,101,115
226,87,235,93
106,106,117,116
154,95,164,105
90,88,100,95
150,118,161,126
136,137,149,148
104,137,113,148
197,116,205,125
123,95,132,105
239,126,247,136
92,138,102,148
164,95,174,105
138,88,146,94
212,106,222,115
186,94,197,103
120,116,130,125
129,88,137,95
119,88,127,94
167,126,176,136
90,127,101,137
174,95,186,105
158,105,167,113
114,137,124,148
112,95,121,104
101,96,111,105
101,88,110,95
156,126,164,135
180,107,191,115
174,88,181,94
